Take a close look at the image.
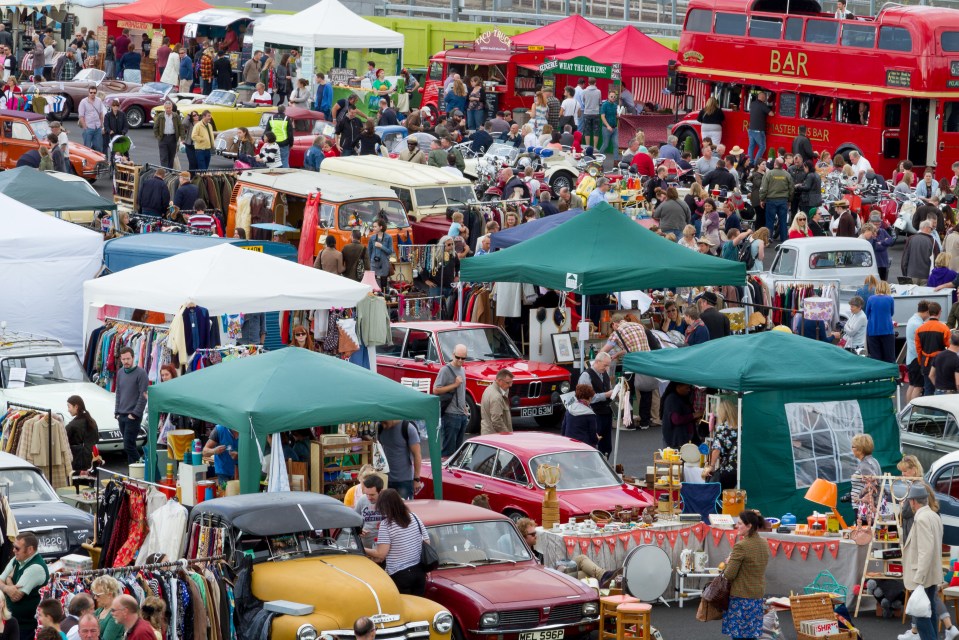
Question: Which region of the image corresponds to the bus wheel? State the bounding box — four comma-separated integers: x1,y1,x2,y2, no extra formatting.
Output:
673,126,701,157
834,143,862,165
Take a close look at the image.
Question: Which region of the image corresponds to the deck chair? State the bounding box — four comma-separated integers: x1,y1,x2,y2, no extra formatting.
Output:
680,482,722,521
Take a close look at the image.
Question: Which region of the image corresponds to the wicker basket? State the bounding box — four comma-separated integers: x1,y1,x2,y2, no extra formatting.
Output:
789,594,855,640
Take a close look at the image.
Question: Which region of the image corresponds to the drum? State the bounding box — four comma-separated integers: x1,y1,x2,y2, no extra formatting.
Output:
803,296,834,322
720,307,746,332
623,545,672,601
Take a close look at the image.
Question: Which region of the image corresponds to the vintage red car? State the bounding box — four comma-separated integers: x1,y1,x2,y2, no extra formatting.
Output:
213,107,332,168
3,110,107,181
104,82,190,129
377,322,571,431
409,500,599,640
417,433,654,523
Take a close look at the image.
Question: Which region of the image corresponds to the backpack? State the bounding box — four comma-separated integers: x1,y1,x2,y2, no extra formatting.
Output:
737,240,756,270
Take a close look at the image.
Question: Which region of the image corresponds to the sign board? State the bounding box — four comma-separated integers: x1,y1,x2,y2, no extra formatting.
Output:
329,67,356,86
117,20,153,30
539,56,614,79
150,29,164,59
885,69,911,88
240,245,264,252
96,25,107,53
474,28,512,54
778,92,798,119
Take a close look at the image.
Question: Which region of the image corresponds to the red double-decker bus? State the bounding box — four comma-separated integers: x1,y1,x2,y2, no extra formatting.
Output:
670,0,959,176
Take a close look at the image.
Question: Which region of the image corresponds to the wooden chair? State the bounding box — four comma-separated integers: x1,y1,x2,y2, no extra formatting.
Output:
599,595,639,640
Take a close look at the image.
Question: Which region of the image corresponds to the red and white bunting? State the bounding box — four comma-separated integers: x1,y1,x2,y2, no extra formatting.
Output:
605,537,618,552
798,544,809,561
782,542,796,560
579,538,590,553
693,523,707,542
828,542,839,559
679,528,690,545
712,528,725,546
666,531,679,547
768,539,781,557
726,531,738,547
812,542,825,561
565,537,577,555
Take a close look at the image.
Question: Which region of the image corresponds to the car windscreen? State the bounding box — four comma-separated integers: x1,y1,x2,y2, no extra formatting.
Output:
529,450,622,491
142,82,172,95
445,185,476,205
428,520,532,565
74,68,105,84
205,90,236,106
338,199,410,230
0,354,88,387
0,469,59,504
437,328,522,362
30,120,51,141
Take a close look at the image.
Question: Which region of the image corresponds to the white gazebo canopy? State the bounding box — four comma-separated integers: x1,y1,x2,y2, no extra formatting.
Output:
0,193,102,354
252,0,403,50
81,243,370,344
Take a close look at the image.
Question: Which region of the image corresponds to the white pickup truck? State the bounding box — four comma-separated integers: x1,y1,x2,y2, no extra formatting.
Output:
0,331,144,452
760,237,951,334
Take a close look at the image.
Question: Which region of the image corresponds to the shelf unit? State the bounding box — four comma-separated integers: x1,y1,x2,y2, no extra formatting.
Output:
113,162,142,211
653,453,684,515
853,474,904,617
309,438,373,499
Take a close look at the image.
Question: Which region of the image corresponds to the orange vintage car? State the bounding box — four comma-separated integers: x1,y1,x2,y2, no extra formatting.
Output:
3,110,107,181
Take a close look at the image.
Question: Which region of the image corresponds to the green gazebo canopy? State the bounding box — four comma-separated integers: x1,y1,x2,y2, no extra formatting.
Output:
459,202,746,293
147,348,441,496
0,167,116,212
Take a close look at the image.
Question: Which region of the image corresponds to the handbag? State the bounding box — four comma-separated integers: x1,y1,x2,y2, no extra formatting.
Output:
372,440,390,473
696,597,724,622
415,515,439,572
702,574,731,611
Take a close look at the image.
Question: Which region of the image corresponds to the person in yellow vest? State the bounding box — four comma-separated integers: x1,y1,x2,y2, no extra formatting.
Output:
191,110,215,171
269,105,295,168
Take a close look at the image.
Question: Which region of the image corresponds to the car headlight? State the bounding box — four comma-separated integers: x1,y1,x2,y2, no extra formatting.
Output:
583,602,599,616
81,158,88,166
560,381,571,394
433,611,453,634
297,624,318,640
479,613,499,628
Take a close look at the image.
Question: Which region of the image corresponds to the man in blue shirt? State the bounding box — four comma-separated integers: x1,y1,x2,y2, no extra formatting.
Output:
203,425,238,485
587,177,610,208
659,135,683,162
314,72,333,121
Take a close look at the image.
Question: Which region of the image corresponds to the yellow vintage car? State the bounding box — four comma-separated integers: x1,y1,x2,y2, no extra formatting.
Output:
190,492,454,640
151,90,275,130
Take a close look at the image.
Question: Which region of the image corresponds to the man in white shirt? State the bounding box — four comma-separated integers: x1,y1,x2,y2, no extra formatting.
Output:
353,474,384,548
834,0,853,18
694,144,720,175
77,87,105,153
849,150,872,182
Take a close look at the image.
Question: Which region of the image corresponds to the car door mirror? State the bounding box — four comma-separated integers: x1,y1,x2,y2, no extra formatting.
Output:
414,355,425,363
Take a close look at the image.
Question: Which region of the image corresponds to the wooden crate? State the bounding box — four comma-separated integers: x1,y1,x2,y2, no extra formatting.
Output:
789,594,855,640
113,162,142,209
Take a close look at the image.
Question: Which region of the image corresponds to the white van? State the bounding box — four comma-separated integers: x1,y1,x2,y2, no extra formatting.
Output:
320,156,476,221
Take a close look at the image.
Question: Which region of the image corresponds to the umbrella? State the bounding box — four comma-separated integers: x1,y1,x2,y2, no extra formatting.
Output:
251,223,299,233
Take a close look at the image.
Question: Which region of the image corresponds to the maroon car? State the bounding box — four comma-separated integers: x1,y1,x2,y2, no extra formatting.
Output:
105,82,185,128
418,433,654,524
410,500,599,640
23,68,141,121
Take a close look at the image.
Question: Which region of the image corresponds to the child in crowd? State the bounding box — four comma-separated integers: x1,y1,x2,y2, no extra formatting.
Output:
448,210,464,238
256,131,281,168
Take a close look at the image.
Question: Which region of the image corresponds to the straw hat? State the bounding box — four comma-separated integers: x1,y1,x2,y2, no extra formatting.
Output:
729,145,745,155
696,237,715,247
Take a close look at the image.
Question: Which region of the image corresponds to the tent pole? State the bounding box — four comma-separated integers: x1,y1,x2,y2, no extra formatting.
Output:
457,283,463,326
579,293,586,372
736,392,743,490
612,384,623,468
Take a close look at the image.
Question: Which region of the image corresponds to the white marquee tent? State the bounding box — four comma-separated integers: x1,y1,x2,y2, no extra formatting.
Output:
252,0,403,77
0,193,103,353
81,243,370,345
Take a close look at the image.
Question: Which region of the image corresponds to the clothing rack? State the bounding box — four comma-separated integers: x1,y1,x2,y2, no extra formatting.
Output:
6,402,53,480
193,344,264,353
143,163,238,176
64,555,227,576
103,316,169,330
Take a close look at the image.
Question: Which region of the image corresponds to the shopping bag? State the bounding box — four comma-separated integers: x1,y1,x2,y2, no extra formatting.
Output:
905,586,931,618
696,597,724,621
372,441,391,473
702,574,731,611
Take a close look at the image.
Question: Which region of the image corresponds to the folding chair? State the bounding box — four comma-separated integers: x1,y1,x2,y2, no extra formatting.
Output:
679,482,722,521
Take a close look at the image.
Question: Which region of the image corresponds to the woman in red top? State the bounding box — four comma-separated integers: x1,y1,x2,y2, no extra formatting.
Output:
788,212,813,239
630,150,655,177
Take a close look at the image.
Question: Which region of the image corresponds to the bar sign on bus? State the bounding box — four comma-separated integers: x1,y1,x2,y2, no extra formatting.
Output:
886,70,911,88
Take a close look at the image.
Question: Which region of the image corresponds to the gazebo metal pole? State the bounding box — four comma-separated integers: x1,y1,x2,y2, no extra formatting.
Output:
736,392,743,489
612,383,625,468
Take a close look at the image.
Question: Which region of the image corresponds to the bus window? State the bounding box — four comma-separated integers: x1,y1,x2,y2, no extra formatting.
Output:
941,31,959,52
685,9,712,32
428,61,443,81
714,83,743,110
837,100,869,125
800,94,833,121
884,103,902,128
805,20,838,45
879,26,912,52
784,17,803,41
841,24,875,48
749,16,782,39
715,13,747,36
944,103,959,133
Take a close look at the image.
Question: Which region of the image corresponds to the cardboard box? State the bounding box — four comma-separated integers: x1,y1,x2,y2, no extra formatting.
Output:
800,620,838,637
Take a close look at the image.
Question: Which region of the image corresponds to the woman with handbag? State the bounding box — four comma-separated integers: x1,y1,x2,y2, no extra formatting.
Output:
368,219,394,291
365,488,432,595
721,509,769,640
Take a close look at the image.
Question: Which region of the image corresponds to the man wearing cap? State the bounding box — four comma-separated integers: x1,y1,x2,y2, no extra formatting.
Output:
399,137,426,164
172,171,199,211
901,482,943,640
697,292,730,340
834,200,857,237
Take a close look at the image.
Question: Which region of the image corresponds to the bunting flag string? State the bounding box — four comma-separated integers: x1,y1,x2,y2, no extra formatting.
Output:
812,542,825,561
768,539,781,557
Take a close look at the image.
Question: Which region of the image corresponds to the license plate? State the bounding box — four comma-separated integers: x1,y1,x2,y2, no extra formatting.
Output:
107,431,122,440
519,631,564,640
36,533,67,555
521,405,553,418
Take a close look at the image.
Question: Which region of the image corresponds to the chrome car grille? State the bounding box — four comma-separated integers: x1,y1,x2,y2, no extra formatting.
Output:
511,382,546,399
547,604,585,624
324,622,430,640
496,609,541,628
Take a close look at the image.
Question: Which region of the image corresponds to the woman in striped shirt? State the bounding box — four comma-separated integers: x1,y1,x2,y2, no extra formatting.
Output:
365,489,430,595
